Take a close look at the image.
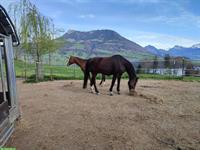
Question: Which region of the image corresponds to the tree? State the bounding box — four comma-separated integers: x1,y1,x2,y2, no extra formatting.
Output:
137,64,142,74
8,3,21,60
8,0,32,79
20,0,32,79
153,55,158,73
45,21,65,80
164,54,171,68
28,8,49,80
8,0,64,81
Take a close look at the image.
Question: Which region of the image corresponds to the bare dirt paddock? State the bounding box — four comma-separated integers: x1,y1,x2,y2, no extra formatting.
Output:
6,79,200,150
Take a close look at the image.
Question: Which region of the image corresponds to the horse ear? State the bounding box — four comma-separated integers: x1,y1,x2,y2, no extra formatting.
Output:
66,57,70,63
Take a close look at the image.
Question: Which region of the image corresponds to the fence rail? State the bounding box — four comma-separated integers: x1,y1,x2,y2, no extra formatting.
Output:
15,58,200,80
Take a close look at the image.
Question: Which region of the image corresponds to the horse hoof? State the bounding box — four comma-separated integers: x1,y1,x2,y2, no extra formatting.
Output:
117,92,120,95
96,92,100,95
109,92,113,96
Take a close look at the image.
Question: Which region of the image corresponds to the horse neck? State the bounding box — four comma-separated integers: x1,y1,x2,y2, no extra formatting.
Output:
73,57,86,69
125,61,136,80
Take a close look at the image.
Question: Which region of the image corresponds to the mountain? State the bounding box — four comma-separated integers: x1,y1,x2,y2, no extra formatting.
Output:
58,29,153,60
168,44,200,60
144,44,200,60
191,43,200,48
57,29,200,60
144,45,167,57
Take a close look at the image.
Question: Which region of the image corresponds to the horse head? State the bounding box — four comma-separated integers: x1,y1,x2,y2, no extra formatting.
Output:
128,76,139,95
66,56,74,66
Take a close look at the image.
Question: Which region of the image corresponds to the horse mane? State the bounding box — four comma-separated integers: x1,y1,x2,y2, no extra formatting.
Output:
124,60,137,80
112,55,137,80
73,56,87,61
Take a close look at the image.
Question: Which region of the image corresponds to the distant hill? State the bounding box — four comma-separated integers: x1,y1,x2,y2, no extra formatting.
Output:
58,29,153,60
144,45,167,57
57,29,200,61
168,45,200,60
145,44,200,60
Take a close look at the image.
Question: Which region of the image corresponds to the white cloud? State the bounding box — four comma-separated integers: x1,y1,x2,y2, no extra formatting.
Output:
137,11,200,29
56,0,163,3
79,14,95,19
51,10,63,19
126,0,163,3
128,31,199,50
57,0,93,3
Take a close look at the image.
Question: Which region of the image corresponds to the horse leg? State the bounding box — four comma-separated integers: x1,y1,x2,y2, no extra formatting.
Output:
92,74,99,94
90,74,94,93
102,74,106,85
109,75,117,96
117,75,121,95
89,73,94,92
99,79,103,86
99,74,106,86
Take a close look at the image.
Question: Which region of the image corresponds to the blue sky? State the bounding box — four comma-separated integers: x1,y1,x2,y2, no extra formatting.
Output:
1,0,200,49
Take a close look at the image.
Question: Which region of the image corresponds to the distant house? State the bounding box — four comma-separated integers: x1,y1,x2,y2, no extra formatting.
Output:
133,57,199,76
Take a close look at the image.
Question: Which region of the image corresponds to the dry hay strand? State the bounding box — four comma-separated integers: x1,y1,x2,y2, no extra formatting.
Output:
153,136,196,150
135,92,164,104
15,118,32,131
140,85,160,88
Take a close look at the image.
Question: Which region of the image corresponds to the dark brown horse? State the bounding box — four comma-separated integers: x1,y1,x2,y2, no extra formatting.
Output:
67,56,106,85
83,55,138,95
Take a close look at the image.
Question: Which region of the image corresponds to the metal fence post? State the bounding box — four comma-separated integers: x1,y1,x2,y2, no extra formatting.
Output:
182,58,185,78
73,65,75,79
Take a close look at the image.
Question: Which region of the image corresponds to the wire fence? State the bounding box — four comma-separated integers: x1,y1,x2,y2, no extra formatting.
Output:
16,57,200,81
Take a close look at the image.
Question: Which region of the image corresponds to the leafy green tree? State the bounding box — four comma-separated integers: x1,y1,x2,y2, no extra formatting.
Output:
8,0,64,81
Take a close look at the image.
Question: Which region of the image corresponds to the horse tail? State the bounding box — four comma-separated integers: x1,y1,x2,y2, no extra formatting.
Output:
83,60,90,89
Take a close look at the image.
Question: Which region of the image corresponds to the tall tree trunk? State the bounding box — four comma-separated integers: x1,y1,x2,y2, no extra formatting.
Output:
35,46,43,81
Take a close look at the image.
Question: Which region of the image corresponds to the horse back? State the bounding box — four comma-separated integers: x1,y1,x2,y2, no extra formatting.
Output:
87,56,126,75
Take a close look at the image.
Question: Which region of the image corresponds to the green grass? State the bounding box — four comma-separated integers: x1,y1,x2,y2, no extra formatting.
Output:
14,60,200,82
15,60,84,79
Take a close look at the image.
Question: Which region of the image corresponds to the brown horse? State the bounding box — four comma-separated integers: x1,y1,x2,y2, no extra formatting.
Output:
67,56,106,85
83,55,138,96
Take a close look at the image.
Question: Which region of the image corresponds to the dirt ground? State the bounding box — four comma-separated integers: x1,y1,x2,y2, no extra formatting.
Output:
6,79,200,150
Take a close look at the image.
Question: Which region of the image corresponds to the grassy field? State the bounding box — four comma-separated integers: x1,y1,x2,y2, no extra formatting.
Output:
15,60,83,80
14,60,200,82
